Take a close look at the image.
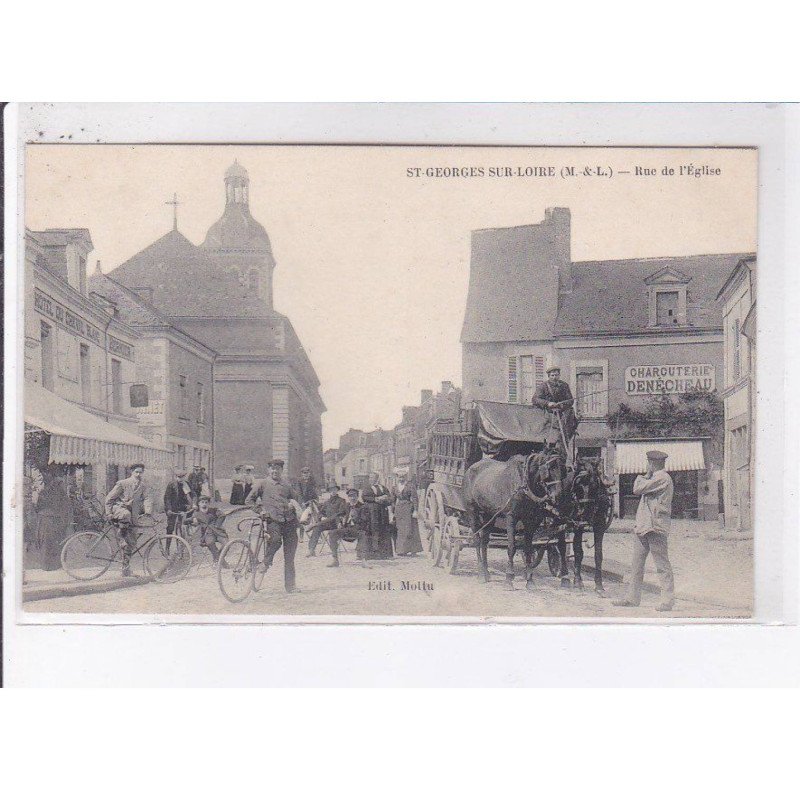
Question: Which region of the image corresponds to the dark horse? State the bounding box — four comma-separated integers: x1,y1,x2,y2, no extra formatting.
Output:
463,451,566,589
567,459,613,594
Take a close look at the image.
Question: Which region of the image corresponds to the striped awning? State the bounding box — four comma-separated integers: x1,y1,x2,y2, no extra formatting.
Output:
614,440,705,474
25,382,171,468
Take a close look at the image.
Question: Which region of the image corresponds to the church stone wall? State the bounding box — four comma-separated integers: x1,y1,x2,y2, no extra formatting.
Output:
173,318,281,356
213,379,273,480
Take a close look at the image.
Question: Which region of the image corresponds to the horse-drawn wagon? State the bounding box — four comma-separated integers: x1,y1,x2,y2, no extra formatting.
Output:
418,401,613,590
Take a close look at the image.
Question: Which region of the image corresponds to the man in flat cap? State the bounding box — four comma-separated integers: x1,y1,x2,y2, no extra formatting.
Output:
531,363,578,459
187,464,209,500
326,488,371,567
163,468,194,552
613,450,675,612
245,459,303,592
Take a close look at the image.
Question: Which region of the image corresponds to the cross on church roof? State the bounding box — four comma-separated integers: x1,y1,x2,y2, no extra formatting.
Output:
165,192,180,230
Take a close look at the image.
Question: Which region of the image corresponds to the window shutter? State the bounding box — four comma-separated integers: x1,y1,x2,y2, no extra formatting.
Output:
534,356,545,390
507,356,518,403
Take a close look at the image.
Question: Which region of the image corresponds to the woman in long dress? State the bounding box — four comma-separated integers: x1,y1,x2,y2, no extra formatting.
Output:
229,465,246,505
392,472,423,556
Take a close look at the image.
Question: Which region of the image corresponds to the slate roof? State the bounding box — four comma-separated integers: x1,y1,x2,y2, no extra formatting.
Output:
32,228,93,247
88,271,170,327
461,224,560,343
107,228,272,319
27,228,93,280
555,253,753,336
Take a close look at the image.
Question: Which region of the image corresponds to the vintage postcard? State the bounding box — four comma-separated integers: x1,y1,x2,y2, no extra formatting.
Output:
15,142,757,621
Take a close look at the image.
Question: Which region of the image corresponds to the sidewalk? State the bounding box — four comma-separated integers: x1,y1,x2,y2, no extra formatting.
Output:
600,519,753,613
22,568,149,602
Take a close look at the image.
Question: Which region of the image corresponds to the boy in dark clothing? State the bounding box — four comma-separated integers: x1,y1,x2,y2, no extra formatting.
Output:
191,496,228,564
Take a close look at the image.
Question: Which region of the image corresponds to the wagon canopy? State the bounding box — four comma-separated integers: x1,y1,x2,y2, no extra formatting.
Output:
475,400,550,456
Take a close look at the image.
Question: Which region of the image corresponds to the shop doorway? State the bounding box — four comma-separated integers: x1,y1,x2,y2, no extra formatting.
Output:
618,470,699,520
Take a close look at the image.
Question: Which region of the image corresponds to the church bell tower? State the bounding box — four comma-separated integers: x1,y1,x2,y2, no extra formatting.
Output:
202,160,276,309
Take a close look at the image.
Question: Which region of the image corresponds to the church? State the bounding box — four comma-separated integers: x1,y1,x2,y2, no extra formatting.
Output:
107,161,325,491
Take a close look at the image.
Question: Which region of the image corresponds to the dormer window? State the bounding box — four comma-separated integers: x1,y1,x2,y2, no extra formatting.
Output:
656,291,680,325
645,266,690,327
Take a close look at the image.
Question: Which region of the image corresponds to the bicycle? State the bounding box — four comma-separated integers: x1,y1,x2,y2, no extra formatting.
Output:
216,512,274,602
60,513,192,584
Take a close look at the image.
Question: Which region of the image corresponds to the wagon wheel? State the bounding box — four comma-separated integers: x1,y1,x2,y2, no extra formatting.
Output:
547,544,561,577
444,517,462,574
440,515,459,571
425,487,446,565
421,486,439,549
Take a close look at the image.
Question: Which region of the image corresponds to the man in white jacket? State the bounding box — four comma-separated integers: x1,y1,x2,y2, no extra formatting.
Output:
613,450,675,612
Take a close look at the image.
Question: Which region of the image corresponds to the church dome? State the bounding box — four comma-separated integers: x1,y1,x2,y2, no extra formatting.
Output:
202,161,273,252
202,205,273,251
225,160,249,180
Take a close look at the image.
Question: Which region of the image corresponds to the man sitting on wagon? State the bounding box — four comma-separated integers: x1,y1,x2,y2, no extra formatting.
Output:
531,362,578,461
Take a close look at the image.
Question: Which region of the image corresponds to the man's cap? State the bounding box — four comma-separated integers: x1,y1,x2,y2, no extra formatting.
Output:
268,459,285,468
174,469,187,477
198,494,212,502
546,365,560,375
193,464,204,470
234,464,243,470
301,466,311,472
646,450,668,462
346,488,359,497
243,464,255,471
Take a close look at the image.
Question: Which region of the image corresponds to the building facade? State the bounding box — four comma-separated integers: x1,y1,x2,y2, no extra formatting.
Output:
461,208,752,520
105,162,325,494
717,256,756,530
24,228,170,508
88,270,216,497
334,446,371,490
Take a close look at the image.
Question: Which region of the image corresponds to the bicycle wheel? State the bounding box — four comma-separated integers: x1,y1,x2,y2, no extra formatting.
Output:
217,538,254,603
252,536,267,592
61,531,115,581
145,535,192,584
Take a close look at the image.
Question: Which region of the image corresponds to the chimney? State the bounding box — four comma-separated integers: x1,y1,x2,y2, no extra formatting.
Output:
441,380,453,394
94,259,102,274
545,207,573,294
420,389,433,405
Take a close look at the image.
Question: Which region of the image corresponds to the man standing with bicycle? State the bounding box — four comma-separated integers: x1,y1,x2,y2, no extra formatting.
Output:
105,463,152,576
163,468,194,551
245,459,303,593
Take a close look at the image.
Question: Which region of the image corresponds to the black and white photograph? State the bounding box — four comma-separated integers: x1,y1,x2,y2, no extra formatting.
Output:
11,141,759,620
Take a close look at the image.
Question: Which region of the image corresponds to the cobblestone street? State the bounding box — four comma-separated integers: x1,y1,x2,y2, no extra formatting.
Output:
23,520,751,619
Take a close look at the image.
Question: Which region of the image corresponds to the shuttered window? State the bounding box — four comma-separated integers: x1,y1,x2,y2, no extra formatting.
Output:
508,355,546,403
507,357,518,403
576,368,605,418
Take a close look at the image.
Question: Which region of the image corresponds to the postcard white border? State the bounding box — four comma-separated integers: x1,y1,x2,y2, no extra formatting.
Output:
4,103,798,686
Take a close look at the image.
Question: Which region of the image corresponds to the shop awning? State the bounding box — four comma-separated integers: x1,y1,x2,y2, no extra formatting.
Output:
24,382,171,468
615,440,705,474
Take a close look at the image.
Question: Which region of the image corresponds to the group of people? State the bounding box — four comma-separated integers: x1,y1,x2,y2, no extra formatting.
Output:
305,470,423,567
104,463,225,576
233,460,424,591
